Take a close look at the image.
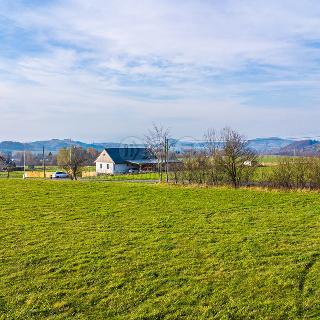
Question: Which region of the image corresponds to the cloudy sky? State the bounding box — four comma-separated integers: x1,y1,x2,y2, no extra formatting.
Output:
1,0,320,141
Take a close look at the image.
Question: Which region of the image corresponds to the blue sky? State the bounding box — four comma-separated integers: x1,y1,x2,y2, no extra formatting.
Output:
0,0,320,141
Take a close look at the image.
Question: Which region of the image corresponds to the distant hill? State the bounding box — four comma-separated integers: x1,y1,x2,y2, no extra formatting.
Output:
172,137,293,154
247,137,293,154
278,140,320,156
0,137,319,155
0,139,120,153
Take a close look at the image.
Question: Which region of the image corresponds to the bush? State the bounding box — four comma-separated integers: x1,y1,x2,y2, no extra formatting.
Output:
270,157,320,189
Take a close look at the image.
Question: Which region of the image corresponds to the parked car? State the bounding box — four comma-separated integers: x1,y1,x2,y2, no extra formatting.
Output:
128,168,139,174
51,171,69,179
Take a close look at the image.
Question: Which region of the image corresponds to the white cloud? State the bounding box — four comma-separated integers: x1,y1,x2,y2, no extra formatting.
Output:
0,0,320,140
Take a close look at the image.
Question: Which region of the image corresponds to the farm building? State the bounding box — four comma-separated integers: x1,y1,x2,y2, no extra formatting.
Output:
95,147,157,174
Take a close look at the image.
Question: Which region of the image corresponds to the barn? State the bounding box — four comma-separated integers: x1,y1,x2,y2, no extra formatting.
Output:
95,147,157,174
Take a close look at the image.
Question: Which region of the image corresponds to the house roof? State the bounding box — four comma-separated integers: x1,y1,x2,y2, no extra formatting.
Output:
126,159,181,165
126,159,159,165
98,147,155,164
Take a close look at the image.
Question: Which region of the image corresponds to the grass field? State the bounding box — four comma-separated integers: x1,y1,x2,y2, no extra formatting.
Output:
258,155,282,163
0,180,319,319
0,171,24,179
86,172,160,181
258,155,299,164
0,168,158,181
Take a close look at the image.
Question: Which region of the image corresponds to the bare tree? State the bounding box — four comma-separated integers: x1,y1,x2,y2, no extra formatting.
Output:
57,146,88,180
47,152,57,166
145,124,171,182
86,147,100,165
203,128,224,185
170,159,182,184
217,127,258,188
204,128,218,156
0,153,16,178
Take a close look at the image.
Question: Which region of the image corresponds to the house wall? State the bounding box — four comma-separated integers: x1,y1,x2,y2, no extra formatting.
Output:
96,162,137,174
96,162,114,174
95,150,113,163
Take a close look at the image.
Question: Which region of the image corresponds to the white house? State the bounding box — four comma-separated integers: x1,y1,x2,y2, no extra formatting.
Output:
95,147,157,174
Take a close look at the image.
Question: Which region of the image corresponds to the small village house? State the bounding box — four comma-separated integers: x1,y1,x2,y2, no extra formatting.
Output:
95,147,157,174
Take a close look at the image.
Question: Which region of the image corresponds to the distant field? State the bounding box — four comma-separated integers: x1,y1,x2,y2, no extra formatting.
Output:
32,166,96,172
0,157,311,183
258,155,303,164
0,180,319,319
0,171,159,181
0,166,96,180
0,171,23,179
86,172,160,181
0,157,309,180
259,155,284,164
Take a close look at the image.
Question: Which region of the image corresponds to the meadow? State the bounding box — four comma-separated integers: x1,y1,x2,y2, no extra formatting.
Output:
84,172,160,181
258,155,284,164
0,155,284,181
0,180,319,319
0,171,24,179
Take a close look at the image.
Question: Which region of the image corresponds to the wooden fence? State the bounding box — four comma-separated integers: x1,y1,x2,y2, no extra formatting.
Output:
24,171,55,178
81,171,97,178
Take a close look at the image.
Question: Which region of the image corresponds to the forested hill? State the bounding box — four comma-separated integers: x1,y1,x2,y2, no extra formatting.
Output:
1,137,318,155
0,139,120,153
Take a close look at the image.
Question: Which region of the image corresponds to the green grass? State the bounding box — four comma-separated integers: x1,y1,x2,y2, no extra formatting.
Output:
259,155,281,163
33,166,96,172
88,172,160,181
0,171,23,179
259,155,284,164
0,170,159,181
258,155,300,164
0,180,319,319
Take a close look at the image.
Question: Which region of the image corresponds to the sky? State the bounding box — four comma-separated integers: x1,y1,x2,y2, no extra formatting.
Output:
1,0,320,142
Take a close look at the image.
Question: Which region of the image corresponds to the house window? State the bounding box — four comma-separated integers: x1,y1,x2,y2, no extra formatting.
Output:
100,164,103,169
107,164,109,169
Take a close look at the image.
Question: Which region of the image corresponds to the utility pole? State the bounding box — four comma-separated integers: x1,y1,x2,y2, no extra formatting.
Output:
69,144,73,179
42,146,46,179
23,149,26,179
70,145,72,164
165,137,169,183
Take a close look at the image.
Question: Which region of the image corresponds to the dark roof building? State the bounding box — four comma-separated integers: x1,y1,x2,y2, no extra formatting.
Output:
95,147,157,174
96,147,154,164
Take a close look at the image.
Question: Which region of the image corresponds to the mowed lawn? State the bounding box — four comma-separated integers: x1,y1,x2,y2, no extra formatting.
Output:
0,181,319,319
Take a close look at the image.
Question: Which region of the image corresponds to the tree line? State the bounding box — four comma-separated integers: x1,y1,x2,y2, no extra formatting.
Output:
3,125,320,189
146,125,257,188
0,147,99,179
146,125,320,190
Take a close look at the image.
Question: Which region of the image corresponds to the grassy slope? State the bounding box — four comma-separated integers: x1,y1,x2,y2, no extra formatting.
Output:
0,181,319,319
